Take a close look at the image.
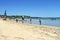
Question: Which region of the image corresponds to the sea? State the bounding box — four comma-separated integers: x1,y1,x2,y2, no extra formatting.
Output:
22,18,60,27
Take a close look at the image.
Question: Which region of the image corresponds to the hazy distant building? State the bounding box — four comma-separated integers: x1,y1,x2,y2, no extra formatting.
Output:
0,10,7,18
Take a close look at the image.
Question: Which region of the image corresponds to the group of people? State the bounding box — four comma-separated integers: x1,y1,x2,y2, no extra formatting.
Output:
16,16,24,23
16,16,41,25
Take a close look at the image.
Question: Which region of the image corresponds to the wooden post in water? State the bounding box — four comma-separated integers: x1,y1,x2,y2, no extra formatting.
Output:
30,18,32,24
39,19,41,25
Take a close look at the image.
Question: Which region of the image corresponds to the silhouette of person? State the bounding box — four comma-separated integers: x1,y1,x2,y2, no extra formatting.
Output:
22,16,24,23
39,19,41,25
16,19,18,22
30,18,32,24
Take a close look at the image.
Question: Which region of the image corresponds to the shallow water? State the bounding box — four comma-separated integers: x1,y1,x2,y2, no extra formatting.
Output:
19,19,60,27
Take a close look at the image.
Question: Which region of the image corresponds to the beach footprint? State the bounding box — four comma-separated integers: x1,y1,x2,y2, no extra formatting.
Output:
14,37,24,40
0,35,9,40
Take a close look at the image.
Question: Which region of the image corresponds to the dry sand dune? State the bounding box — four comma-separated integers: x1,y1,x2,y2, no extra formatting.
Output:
0,19,60,40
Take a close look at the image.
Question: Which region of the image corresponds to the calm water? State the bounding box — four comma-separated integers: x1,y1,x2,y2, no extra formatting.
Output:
19,19,60,27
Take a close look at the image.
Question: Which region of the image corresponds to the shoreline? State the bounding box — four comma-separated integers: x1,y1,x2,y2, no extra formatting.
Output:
0,19,60,40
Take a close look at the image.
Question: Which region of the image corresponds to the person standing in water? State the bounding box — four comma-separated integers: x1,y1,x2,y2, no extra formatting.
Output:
39,19,41,25
30,17,32,24
22,16,24,23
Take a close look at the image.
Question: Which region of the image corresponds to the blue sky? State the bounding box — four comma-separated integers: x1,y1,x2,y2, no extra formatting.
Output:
0,0,60,17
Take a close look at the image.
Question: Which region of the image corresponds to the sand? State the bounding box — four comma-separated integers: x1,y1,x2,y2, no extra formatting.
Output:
0,19,60,40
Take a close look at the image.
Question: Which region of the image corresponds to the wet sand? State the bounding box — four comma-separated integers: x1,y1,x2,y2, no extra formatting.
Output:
0,19,60,40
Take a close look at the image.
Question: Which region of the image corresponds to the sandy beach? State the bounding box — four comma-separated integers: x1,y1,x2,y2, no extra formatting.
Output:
0,19,60,40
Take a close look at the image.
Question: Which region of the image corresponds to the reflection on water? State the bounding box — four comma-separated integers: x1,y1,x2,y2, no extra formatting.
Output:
20,19,60,27
41,20,60,27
